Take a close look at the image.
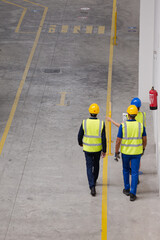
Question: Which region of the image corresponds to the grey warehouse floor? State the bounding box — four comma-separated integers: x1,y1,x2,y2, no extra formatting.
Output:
0,0,159,239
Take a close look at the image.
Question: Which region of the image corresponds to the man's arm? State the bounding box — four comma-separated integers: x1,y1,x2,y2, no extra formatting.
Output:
142,126,147,152
114,137,122,161
142,136,147,149
101,123,106,154
115,137,122,153
78,124,84,146
114,124,123,160
106,117,120,127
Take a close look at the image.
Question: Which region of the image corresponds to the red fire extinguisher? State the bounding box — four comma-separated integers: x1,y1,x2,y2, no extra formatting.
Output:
149,86,158,110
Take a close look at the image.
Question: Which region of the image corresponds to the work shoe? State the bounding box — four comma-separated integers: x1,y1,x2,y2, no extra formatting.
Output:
123,188,130,196
130,193,137,201
91,186,96,196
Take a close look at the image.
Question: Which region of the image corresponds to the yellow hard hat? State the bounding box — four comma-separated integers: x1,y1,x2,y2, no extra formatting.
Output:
89,103,100,114
127,105,138,115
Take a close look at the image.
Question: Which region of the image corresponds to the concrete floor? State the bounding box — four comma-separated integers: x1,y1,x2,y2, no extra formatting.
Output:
0,0,159,239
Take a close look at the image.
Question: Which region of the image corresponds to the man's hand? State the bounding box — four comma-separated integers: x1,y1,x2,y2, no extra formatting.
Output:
101,152,106,158
79,144,83,147
106,117,112,122
114,152,120,161
141,148,145,156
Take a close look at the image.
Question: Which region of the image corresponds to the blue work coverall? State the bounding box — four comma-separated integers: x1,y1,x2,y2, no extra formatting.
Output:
117,119,147,195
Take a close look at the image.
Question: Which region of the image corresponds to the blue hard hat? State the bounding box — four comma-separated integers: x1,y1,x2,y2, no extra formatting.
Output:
131,98,141,108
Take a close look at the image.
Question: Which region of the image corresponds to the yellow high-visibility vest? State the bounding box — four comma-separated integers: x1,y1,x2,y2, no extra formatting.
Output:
121,121,143,155
82,119,104,152
135,112,146,127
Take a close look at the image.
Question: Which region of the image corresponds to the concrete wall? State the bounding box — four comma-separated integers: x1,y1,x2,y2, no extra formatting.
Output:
153,0,160,192
139,0,154,102
139,0,160,193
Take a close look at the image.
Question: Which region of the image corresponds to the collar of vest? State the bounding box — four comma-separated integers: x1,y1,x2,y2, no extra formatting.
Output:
126,119,136,121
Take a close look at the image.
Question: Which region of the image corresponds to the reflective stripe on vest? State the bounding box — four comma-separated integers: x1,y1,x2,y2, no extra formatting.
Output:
121,121,143,155
82,119,103,152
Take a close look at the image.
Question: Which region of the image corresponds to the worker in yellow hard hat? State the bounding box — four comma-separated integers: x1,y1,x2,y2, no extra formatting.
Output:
114,105,147,201
78,103,106,196
106,97,146,183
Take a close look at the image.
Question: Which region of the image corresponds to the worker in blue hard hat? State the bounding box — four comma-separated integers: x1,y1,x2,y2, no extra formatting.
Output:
106,97,146,128
130,98,146,127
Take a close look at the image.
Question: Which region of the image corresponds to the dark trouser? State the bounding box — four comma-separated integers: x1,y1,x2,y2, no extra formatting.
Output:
122,153,141,195
84,151,101,189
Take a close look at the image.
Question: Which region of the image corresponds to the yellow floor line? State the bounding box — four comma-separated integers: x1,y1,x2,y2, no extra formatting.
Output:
57,92,67,106
49,25,56,33
2,0,25,8
73,26,80,33
98,26,105,34
101,155,108,239
24,0,47,8
0,4,48,155
2,0,27,33
61,25,68,33
101,0,117,239
86,26,93,34
15,7,27,33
